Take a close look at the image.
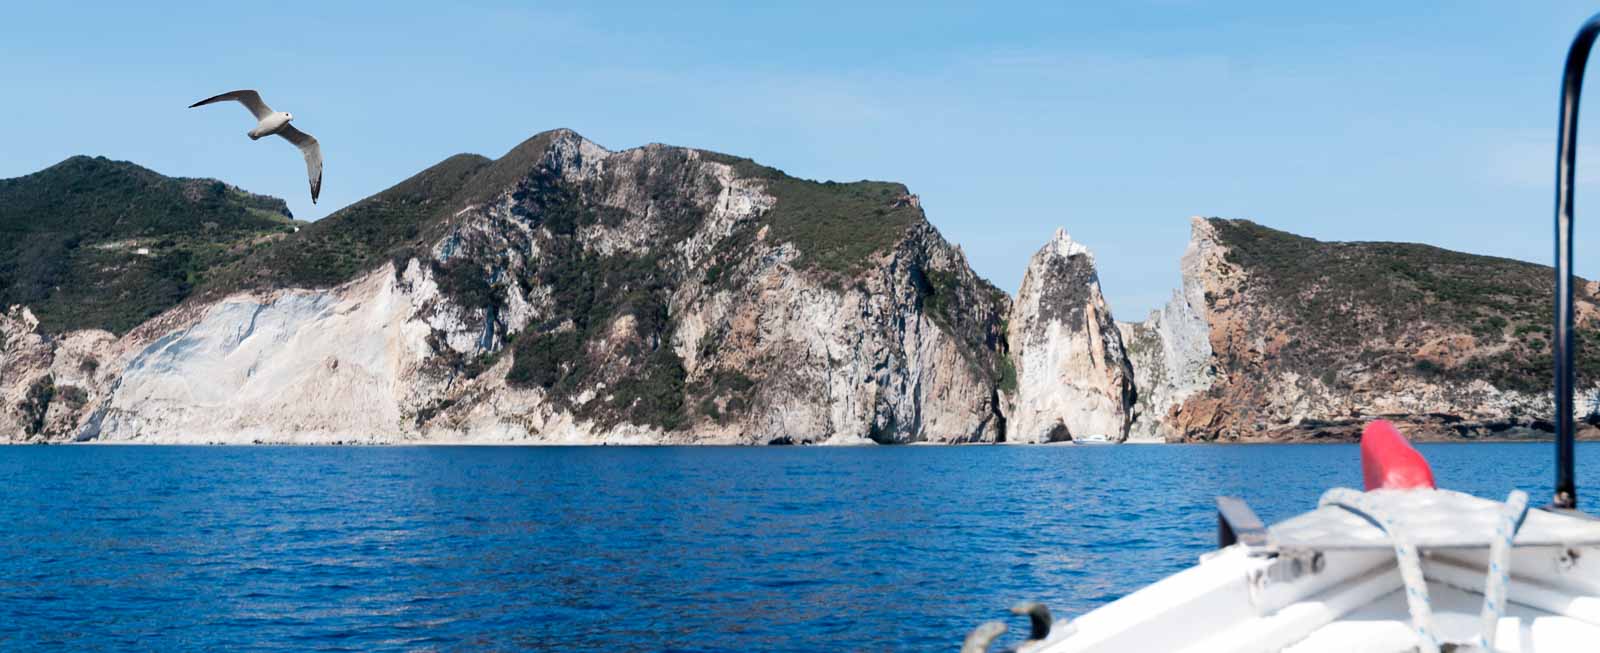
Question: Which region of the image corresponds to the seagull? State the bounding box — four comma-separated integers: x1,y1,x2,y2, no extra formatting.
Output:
188,90,322,203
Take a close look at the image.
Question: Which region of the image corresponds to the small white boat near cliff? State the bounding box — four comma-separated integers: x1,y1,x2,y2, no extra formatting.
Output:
964,14,1600,652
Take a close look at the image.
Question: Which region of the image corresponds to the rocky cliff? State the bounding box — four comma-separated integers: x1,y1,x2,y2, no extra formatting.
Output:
1118,224,1218,440
1004,229,1135,442
1,130,1012,444
1127,217,1600,441
6,144,1594,445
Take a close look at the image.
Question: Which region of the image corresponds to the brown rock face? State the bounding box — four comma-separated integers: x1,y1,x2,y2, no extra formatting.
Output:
1153,217,1600,441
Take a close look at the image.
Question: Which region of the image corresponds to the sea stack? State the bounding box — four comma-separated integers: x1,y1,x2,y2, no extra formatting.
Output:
1005,229,1136,442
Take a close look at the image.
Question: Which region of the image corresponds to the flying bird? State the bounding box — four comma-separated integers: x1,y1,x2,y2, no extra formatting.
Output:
188,90,322,203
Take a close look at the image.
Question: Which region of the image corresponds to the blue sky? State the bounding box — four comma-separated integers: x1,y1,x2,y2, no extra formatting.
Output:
5,1,1600,316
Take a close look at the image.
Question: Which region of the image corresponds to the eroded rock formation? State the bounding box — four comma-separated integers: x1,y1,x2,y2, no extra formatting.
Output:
1124,217,1600,441
1005,229,1135,442
1,130,1011,444
6,146,1595,444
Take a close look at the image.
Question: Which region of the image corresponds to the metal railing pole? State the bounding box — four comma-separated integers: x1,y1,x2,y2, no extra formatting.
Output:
1551,13,1600,510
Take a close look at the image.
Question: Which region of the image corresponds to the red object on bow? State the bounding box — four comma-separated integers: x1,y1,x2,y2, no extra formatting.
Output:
1361,420,1436,490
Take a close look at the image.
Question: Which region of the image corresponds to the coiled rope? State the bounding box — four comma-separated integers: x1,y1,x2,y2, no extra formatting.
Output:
1318,489,1529,653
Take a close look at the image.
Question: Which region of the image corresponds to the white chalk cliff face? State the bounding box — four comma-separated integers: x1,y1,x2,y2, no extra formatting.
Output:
1004,229,1135,442
1118,218,1219,440
1,130,1011,444
82,269,436,443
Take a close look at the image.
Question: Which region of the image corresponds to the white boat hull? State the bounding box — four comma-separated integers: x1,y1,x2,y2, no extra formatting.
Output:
1010,491,1600,652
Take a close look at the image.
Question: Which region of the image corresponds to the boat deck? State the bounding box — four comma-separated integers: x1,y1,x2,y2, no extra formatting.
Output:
1027,490,1600,652
1272,490,1600,551
1287,579,1600,653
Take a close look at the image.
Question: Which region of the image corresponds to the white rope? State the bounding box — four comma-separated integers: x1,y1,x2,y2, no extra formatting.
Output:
1319,488,1531,653
1477,489,1529,650
1319,488,1440,653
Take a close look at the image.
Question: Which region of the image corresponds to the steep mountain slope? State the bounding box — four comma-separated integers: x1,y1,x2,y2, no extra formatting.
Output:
0,156,299,334
2,130,1011,443
1118,223,1221,440
13,147,1580,445
202,153,492,293
1132,217,1600,441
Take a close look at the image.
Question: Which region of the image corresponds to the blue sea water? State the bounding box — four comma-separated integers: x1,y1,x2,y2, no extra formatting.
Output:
1,442,1597,652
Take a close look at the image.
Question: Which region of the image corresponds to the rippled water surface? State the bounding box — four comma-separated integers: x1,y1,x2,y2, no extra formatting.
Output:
2,443,1597,651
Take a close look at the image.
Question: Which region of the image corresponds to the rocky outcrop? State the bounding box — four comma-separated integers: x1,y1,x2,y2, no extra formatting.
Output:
13,142,1597,445
2,130,1011,444
1128,217,1600,441
0,307,118,442
403,135,1012,444
1118,220,1220,440
1005,229,1135,442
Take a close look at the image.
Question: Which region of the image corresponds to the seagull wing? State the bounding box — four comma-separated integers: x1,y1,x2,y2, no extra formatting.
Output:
277,125,322,204
188,90,273,121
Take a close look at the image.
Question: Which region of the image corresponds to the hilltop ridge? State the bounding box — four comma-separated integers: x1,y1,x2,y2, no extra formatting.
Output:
1124,217,1600,441
0,156,298,334
1,129,1010,443
2,136,1595,444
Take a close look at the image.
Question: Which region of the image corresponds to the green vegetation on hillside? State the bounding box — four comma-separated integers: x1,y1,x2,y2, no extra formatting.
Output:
3,135,967,338
700,150,922,276
501,173,689,430
4,133,1001,435
914,265,1010,384
1210,218,1600,392
764,178,921,275
205,154,492,293
21,376,54,436
0,156,298,333
203,131,588,300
